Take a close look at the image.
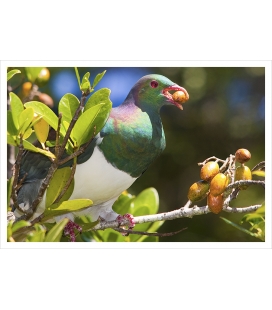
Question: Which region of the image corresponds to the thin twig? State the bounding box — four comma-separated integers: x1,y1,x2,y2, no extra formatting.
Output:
11,135,26,213
252,161,265,172
113,227,188,237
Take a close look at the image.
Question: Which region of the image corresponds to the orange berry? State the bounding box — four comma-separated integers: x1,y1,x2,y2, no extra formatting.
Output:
200,161,220,182
210,173,229,196
172,91,187,103
235,148,251,164
21,82,32,98
207,193,223,214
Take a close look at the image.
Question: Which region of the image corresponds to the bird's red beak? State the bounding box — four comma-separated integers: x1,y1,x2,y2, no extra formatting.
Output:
162,85,189,110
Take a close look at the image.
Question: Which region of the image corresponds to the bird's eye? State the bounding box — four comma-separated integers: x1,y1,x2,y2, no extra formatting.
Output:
150,80,159,88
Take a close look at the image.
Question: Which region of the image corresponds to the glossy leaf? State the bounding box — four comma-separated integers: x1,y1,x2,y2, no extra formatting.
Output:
25,101,58,130
46,167,75,207
241,213,264,225
80,72,91,92
7,222,13,240
25,67,43,83
26,224,46,242
255,203,265,214
84,88,111,111
7,133,17,146
11,220,31,233
7,110,18,135
71,103,105,146
42,199,93,221
84,88,112,135
33,117,49,144
22,140,56,159
23,127,33,139
44,218,69,242
59,93,80,124
252,170,265,177
18,107,34,134
112,191,135,215
10,92,24,130
93,70,106,88
7,69,21,81
130,187,159,215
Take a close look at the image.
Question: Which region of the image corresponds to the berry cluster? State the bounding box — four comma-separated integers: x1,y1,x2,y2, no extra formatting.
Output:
187,148,252,214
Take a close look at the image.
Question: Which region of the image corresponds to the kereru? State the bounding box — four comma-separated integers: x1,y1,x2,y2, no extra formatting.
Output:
13,74,189,241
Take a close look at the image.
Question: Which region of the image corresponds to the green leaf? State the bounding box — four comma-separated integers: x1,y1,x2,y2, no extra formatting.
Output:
42,199,93,221
59,93,80,124
255,203,265,214
93,70,106,88
22,140,56,158
25,101,58,131
84,88,111,111
71,103,105,146
74,67,81,88
7,69,21,81
252,170,265,177
46,167,75,207
44,218,69,242
25,67,43,83
7,222,13,240
10,92,24,130
80,72,91,92
220,217,261,239
26,224,46,242
131,187,159,215
7,110,18,135
241,213,264,225
11,220,31,233
7,133,17,146
23,127,33,139
112,191,135,215
83,88,112,135
18,107,34,134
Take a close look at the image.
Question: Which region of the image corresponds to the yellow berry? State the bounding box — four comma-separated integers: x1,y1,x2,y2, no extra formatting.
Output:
35,68,50,86
187,180,210,202
210,173,229,196
235,165,252,190
200,161,220,182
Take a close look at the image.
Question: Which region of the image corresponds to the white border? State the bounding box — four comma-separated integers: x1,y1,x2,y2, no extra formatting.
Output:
1,60,271,249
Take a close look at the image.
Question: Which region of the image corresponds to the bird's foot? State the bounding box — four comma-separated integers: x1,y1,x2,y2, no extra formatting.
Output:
117,213,135,236
64,220,82,242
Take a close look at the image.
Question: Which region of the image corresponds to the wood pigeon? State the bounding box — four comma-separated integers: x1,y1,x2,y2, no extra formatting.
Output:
13,74,189,241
